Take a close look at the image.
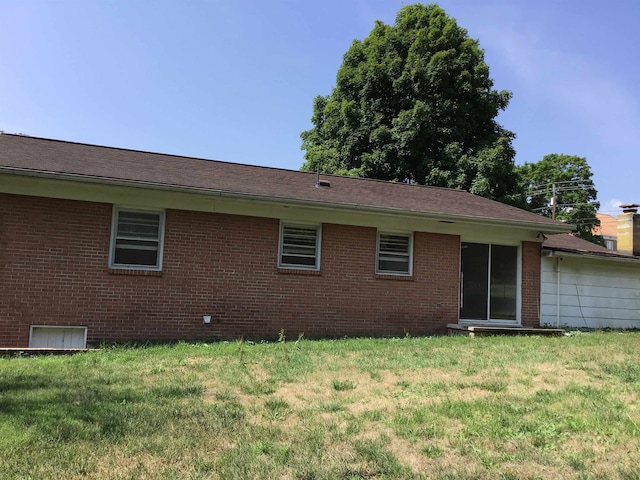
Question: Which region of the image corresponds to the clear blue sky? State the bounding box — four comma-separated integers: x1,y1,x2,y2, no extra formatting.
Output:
1,0,638,215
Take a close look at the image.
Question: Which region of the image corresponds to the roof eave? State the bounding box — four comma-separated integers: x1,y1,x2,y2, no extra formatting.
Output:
1,166,573,234
542,248,640,263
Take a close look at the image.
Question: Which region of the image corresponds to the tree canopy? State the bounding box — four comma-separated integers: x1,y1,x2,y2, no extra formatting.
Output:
301,3,518,203
518,154,602,243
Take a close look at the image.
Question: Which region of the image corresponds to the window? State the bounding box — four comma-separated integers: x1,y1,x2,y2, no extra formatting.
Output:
377,232,412,275
460,243,518,322
110,208,164,269
279,223,321,270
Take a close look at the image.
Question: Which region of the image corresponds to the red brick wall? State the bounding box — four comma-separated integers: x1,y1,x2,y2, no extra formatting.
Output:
521,241,542,328
1,193,464,346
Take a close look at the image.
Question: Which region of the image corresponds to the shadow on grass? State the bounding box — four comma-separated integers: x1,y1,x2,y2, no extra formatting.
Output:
0,361,215,446
2,371,155,442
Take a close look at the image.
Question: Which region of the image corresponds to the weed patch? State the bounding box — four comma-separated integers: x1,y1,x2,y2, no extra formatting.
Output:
332,379,356,391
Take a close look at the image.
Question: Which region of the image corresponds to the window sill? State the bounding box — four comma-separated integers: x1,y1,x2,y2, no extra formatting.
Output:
277,267,321,276
375,274,414,281
108,268,163,277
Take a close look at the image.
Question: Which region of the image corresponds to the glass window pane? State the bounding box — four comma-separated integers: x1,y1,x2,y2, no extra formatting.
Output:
280,225,318,268
460,242,489,320
112,210,162,267
378,258,409,273
282,245,316,255
282,255,316,266
379,235,410,254
490,245,517,321
117,212,160,239
114,247,158,266
115,239,158,251
378,234,410,274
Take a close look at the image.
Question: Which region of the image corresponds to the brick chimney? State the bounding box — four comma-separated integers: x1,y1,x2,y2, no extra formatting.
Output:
617,204,640,256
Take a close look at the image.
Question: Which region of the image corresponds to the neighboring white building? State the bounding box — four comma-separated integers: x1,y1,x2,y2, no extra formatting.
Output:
541,218,640,329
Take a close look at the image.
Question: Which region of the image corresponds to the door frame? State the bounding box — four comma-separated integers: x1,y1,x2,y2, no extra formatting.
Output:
458,242,522,326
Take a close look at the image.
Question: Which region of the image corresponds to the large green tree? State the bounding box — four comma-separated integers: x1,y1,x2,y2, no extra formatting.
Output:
301,3,519,203
519,154,602,243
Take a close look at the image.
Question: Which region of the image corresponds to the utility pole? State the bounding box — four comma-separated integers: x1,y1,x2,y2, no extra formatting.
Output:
551,183,557,220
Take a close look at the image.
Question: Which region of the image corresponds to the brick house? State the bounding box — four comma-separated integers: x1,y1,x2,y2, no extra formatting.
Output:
0,134,571,348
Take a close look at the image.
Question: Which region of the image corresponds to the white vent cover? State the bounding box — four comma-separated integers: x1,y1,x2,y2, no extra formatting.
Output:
29,326,88,349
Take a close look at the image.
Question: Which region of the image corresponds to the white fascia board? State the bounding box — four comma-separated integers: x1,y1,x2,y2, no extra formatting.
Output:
542,249,640,264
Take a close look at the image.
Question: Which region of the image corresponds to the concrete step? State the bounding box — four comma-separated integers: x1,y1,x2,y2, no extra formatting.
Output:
447,324,565,337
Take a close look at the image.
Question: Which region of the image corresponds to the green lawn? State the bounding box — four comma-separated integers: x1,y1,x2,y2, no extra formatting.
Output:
1,332,639,479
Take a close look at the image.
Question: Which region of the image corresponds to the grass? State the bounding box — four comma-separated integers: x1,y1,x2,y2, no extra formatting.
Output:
1,332,640,479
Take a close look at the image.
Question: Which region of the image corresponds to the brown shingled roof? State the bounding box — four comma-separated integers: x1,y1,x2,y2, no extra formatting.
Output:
0,134,571,231
543,233,637,259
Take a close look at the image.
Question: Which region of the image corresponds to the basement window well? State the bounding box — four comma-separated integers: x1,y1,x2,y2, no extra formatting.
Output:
29,326,88,349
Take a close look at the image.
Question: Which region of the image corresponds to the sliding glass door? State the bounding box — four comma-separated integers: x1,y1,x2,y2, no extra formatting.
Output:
460,243,518,323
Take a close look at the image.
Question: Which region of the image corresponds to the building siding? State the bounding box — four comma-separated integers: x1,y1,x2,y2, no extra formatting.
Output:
1,193,466,346
540,256,640,329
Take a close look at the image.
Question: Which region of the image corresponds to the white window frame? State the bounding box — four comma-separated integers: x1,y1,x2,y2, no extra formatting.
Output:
109,207,166,271
278,222,321,271
376,231,413,276
603,237,616,250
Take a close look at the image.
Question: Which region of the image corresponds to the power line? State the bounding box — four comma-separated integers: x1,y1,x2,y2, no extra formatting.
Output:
527,181,594,190
525,180,598,220
527,186,595,195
